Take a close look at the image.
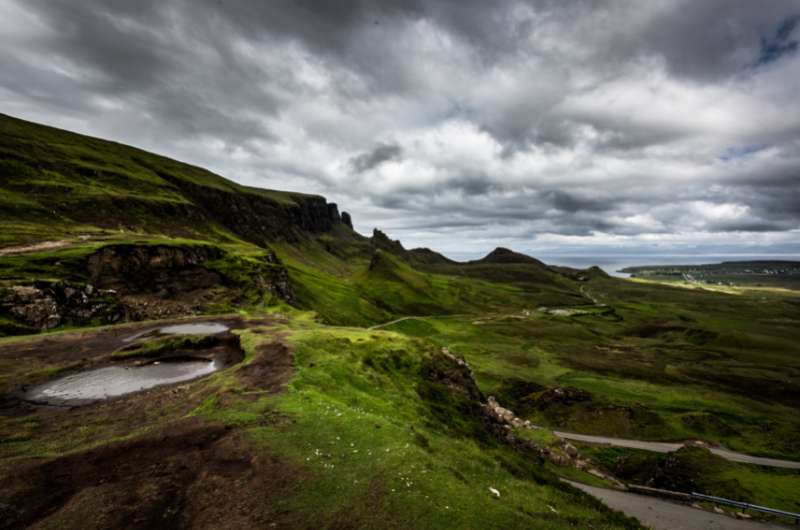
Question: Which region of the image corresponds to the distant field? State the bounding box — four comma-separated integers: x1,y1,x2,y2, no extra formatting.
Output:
621,260,800,289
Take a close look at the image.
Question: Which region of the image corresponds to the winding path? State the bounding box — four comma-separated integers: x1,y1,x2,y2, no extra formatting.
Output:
565,481,785,530
555,431,800,469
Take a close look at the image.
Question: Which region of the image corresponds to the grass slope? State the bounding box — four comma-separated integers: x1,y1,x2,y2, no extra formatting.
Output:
1,114,799,525
0,113,321,247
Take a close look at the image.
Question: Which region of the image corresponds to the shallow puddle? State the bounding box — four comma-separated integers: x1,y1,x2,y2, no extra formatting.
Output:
25,358,223,405
123,322,230,343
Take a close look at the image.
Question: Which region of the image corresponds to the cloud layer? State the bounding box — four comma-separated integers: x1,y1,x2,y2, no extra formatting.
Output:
1,0,799,255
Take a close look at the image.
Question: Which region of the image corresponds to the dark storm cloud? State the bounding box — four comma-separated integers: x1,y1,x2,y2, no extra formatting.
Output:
350,143,403,173
2,0,799,253
544,191,615,214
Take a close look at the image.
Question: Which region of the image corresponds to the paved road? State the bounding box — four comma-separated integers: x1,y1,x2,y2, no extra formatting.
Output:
555,431,800,470
566,481,786,530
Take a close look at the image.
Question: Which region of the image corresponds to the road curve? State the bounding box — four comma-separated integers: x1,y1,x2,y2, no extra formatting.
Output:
554,431,800,470
566,481,785,530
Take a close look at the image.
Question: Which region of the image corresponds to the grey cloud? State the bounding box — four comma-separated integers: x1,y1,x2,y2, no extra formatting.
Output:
544,190,614,213
350,143,403,173
2,0,799,253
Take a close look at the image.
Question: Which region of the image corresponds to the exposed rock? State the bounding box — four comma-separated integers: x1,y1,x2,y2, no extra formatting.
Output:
371,229,406,254
533,387,592,409
266,266,294,303
564,443,579,457
327,203,341,224
421,350,618,482
152,170,348,245
2,244,295,336
86,245,224,295
341,211,353,229
0,282,123,332
421,347,485,403
483,394,617,482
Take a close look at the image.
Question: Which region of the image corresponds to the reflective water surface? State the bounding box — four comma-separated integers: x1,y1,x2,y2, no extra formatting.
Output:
122,322,230,343
25,358,223,405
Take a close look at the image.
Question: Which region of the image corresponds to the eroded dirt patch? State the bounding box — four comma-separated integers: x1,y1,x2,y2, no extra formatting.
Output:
0,419,301,530
0,315,250,366
237,339,294,394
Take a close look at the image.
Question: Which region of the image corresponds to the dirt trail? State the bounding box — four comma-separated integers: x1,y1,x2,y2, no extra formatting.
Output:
0,239,75,256
566,481,785,530
555,431,800,470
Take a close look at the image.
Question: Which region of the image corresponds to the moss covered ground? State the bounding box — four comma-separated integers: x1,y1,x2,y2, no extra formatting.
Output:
2,113,799,527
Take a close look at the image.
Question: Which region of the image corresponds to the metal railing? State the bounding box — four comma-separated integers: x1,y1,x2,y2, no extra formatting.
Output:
690,492,800,523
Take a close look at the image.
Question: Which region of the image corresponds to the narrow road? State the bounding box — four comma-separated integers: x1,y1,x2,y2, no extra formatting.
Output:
555,431,800,470
566,481,785,530
367,313,470,331
367,316,420,330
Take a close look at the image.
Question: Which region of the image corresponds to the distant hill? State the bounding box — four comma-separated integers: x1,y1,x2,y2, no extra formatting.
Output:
0,113,593,333
0,113,352,247
621,260,800,288
471,247,547,266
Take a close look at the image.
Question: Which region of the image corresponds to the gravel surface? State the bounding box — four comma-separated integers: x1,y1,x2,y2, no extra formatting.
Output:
566,481,787,530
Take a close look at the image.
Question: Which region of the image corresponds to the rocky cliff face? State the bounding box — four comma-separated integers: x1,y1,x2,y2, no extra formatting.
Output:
0,244,296,335
157,172,348,245
0,283,123,333
87,245,224,295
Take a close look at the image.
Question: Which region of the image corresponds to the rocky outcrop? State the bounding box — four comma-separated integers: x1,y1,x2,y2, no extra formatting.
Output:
421,347,485,403
0,282,123,332
87,245,224,295
341,211,353,229
327,203,341,224
371,229,406,255
155,171,349,245
1,244,296,336
533,387,592,409
86,244,295,303
419,347,618,482
482,395,618,481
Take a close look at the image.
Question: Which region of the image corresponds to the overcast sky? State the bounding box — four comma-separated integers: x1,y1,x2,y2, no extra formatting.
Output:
2,1,799,257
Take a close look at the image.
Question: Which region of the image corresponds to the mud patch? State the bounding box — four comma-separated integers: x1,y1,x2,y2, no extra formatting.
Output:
0,316,249,365
238,340,294,393
0,419,300,530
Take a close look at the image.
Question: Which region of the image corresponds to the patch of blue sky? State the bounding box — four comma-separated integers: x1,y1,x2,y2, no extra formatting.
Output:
756,14,799,66
719,144,768,161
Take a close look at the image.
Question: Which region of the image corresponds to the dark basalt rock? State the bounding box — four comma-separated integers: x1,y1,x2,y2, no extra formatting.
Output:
86,245,223,295
371,228,406,254
533,387,592,409
0,244,296,336
341,211,353,229
0,282,123,332
153,171,350,246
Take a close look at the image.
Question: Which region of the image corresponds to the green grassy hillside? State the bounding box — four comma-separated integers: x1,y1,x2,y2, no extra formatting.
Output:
0,113,342,247
1,114,799,527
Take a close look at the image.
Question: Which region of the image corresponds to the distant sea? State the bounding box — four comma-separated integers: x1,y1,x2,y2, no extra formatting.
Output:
441,252,800,278
535,255,800,278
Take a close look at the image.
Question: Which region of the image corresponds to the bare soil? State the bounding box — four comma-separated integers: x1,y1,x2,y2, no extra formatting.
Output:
0,419,302,530
0,316,298,530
